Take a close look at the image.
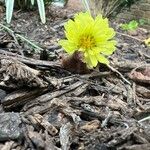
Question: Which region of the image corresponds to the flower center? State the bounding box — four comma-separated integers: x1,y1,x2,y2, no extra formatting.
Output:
79,35,96,49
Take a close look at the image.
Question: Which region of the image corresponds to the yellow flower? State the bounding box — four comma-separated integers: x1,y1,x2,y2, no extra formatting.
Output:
59,12,117,68
144,38,150,47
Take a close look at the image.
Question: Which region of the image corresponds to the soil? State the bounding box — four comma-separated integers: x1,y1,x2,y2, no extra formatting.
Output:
0,1,150,150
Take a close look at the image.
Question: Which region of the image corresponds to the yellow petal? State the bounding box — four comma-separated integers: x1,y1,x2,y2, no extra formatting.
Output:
59,40,77,54
97,40,117,55
96,54,109,65
84,56,93,68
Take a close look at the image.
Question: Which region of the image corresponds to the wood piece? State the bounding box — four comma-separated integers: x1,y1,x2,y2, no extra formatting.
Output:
21,124,35,149
45,131,61,150
0,49,61,68
66,95,105,106
1,88,48,110
80,120,100,132
37,81,84,103
108,127,137,147
136,85,150,99
59,122,73,150
1,141,14,150
23,81,84,115
65,83,88,97
113,60,146,72
133,133,149,144
0,58,48,89
119,144,150,150
28,131,45,149
28,114,58,136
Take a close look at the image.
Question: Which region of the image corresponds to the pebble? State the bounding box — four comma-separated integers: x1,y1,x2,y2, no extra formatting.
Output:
0,112,23,141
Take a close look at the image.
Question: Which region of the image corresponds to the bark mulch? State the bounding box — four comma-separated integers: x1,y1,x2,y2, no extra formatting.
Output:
0,4,150,150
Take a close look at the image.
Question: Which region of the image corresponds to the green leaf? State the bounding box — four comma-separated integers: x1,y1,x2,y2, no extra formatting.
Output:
139,19,146,26
128,20,138,30
37,0,46,24
120,24,129,30
120,20,139,31
6,0,14,24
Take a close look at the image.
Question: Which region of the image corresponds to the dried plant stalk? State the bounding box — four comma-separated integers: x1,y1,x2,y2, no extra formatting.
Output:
86,0,137,18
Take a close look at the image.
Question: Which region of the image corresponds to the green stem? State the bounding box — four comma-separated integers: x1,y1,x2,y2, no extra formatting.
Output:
0,23,43,52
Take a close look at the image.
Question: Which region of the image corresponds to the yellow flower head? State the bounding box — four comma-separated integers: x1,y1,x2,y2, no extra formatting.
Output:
59,12,117,68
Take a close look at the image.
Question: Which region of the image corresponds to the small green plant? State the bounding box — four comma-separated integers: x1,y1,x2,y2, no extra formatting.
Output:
120,19,147,31
120,20,139,31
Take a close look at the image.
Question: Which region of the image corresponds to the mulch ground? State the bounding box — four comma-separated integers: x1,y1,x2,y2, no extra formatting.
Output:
0,3,150,150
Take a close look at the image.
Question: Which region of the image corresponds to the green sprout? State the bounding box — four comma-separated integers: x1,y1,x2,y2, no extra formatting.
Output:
120,20,139,31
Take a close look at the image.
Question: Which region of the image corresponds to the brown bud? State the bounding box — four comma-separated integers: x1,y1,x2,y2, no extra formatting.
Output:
61,52,90,74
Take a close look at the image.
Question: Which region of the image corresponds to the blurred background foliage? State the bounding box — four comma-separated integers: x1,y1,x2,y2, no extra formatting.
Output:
0,0,140,24
14,0,68,9
0,0,68,24
87,0,140,18
0,0,68,9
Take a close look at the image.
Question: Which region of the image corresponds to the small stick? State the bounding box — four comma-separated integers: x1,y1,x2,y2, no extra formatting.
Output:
116,31,143,43
108,65,131,85
138,116,150,123
101,111,112,128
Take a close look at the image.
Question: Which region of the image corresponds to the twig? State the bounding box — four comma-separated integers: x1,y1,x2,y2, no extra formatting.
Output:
116,31,143,43
0,49,61,68
101,111,112,128
138,116,150,123
108,65,131,85
0,23,43,52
